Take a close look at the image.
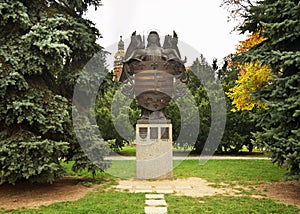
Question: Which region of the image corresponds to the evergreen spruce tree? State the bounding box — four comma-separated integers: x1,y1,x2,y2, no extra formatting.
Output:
236,0,300,179
0,0,110,184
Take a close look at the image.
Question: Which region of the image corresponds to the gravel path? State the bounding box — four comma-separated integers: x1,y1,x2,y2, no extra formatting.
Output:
105,155,269,160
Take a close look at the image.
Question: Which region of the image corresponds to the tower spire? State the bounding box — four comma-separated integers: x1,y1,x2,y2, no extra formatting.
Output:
113,35,125,82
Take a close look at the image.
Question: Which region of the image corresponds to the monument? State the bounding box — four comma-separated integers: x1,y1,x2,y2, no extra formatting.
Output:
117,31,187,179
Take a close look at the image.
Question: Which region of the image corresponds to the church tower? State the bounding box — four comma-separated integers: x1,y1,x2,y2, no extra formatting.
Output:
113,36,125,82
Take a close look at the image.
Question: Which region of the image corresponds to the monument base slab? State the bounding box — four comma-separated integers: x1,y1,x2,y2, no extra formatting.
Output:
136,120,173,180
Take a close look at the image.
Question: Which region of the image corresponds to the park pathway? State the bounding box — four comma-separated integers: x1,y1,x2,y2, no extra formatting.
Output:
116,184,174,213
144,194,167,214
115,177,240,213
106,155,269,160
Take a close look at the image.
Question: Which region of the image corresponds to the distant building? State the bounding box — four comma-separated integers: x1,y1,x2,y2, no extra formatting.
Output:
113,36,125,82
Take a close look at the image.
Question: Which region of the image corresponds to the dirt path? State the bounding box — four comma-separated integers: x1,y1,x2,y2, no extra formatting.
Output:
0,176,98,210
257,181,300,208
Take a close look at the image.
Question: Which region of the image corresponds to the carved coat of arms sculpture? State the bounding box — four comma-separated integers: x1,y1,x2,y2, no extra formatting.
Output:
120,31,187,120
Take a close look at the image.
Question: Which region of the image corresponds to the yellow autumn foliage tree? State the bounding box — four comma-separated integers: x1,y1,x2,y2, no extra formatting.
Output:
235,32,266,54
227,32,273,111
227,62,273,111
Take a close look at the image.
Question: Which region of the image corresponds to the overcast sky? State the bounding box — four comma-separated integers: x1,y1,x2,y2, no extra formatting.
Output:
85,0,246,69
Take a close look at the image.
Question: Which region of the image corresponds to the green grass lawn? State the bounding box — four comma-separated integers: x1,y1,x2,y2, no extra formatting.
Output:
165,195,299,214
63,159,287,187
1,160,298,214
83,159,286,184
116,146,137,156
4,191,298,214
4,192,298,214
174,160,286,184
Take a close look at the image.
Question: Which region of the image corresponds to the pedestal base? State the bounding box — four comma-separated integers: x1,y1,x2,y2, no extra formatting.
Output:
136,120,173,180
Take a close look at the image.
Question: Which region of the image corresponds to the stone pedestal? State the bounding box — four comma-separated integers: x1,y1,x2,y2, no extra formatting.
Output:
136,120,173,179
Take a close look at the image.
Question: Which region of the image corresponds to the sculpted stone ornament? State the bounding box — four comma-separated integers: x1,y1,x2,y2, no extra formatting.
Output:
120,31,187,120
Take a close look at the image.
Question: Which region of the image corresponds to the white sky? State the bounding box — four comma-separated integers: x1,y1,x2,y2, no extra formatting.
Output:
85,0,246,69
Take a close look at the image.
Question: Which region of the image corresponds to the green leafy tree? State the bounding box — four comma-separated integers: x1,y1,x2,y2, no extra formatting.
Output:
188,57,212,153
0,0,109,184
170,55,215,154
216,59,258,153
231,0,300,179
95,72,141,150
186,56,256,155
